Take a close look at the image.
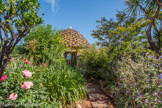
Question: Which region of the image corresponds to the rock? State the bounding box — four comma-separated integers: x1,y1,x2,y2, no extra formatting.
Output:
76,104,82,108
88,87,97,92
88,93,102,101
91,101,108,108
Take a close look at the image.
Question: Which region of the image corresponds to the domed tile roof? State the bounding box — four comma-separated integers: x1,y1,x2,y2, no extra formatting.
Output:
61,27,90,48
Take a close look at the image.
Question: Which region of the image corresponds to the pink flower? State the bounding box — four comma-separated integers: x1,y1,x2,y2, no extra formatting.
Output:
41,63,47,67
10,57,14,61
22,70,29,75
21,81,33,89
24,59,32,65
28,61,32,65
24,60,28,64
22,70,32,78
9,93,18,100
0,75,7,81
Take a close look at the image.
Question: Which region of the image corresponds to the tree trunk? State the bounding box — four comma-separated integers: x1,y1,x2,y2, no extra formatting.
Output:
0,58,10,79
0,67,5,79
146,19,157,53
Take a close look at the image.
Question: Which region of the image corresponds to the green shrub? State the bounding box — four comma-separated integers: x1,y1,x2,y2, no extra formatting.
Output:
42,64,87,106
24,24,65,64
0,57,87,108
79,45,107,79
79,44,116,84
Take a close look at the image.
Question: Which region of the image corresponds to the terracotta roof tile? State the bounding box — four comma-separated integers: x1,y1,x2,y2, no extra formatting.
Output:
61,29,90,48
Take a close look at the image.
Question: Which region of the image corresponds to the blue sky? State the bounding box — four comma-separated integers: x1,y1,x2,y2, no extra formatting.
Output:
39,0,126,44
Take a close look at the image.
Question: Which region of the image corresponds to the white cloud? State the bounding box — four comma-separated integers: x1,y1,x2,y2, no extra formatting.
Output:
45,0,57,13
125,0,130,3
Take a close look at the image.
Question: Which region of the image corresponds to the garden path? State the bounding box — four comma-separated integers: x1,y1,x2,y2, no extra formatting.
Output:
78,81,115,108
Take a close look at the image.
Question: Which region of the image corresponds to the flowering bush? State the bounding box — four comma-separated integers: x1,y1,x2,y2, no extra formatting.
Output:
0,57,87,107
113,53,161,107
0,58,50,107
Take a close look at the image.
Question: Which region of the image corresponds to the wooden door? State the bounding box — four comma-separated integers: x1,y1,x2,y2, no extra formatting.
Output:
64,52,77,66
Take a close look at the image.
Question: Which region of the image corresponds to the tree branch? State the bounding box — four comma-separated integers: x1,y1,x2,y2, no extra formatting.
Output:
0,23,8,41
10,6,20,19
9,37,21,54
9,4,13,16
153,22,159,33
7,23,16,39
0,14,4,42
152,4,162,19
138,4,151,19
156,0,162,6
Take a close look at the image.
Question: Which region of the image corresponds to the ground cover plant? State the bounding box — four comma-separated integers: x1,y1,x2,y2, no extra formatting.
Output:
0,57,87,108
114,54,161,107
113,45,162,108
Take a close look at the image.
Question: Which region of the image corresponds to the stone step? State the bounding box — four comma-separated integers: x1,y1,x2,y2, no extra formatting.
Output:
89,93,108,101
89,93,102,101
91,101,108,108
88,87,97,92
85,82,114,108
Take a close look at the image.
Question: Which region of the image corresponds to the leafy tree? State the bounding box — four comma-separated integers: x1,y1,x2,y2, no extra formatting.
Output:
92,11,148,59
0,0,43,78
125,0,162,53
24,24,65,64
